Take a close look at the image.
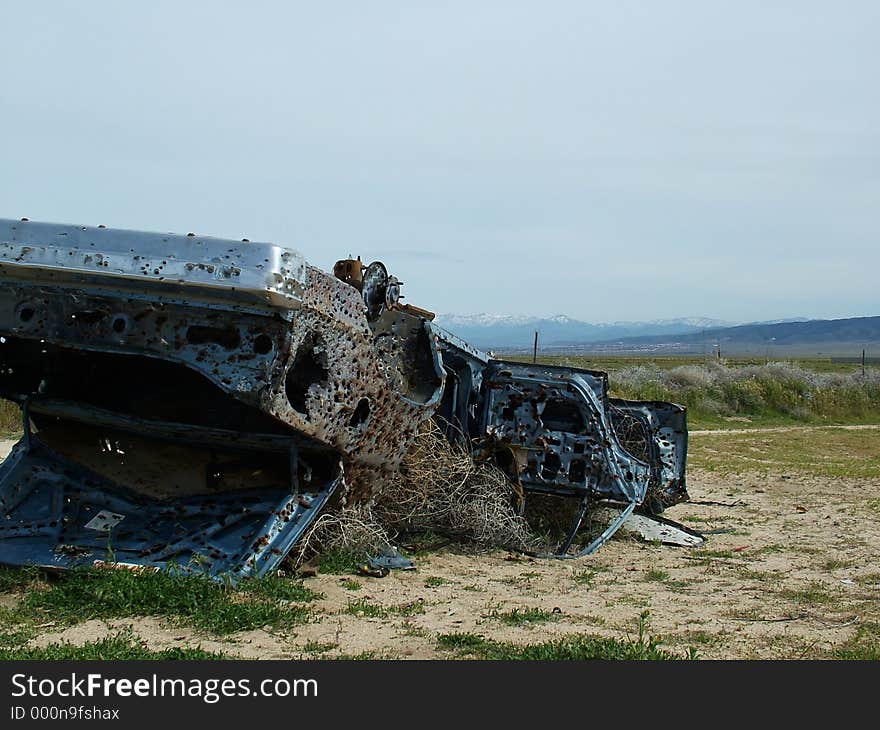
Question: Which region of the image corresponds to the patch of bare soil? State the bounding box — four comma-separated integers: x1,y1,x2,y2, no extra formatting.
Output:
23,467,880,659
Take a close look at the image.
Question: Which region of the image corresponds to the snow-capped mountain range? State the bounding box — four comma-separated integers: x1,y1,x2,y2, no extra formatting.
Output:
432,313,737,349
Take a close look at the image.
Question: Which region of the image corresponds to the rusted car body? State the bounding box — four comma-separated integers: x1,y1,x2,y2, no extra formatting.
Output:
0,219,689,578
433,330,690,555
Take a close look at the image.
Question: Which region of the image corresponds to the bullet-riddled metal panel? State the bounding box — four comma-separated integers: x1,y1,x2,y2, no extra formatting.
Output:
0,218,446,580
480,361,652,504
0,219,309,309
0,217,692,577
0,219,445,468
261,265,445,466
0,432,341,579
434,328,692,556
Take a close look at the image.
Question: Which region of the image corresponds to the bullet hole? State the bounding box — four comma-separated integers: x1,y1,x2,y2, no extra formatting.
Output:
186,325,241,350
540,400,585,433
541,452,561,480
348,398,371,428
72,310,105,324
285,332,328,415
568,459,586,483
253,334,273,355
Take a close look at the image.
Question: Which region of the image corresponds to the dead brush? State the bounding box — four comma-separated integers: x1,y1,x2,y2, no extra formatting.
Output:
373,423,536,552
292,422,537,569
291,503,389,571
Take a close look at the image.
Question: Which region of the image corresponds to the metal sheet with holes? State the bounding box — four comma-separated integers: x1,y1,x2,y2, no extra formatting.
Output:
0,436,341,579
0,217,691,573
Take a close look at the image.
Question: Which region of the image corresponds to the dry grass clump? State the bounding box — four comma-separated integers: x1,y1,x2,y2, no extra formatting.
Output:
292,503,389,570
611,361,880,423
373,423,535,551
293,423,536,568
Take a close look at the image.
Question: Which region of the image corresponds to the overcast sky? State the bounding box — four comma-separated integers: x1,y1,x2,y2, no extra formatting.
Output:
1,2,877,322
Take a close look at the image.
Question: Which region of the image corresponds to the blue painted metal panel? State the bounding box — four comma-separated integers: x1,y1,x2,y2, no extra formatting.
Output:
0,435,340,581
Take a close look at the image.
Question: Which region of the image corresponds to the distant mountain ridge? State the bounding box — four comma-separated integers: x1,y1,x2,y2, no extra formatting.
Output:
433,313,735,349
433,313,880,356
580,315,880,355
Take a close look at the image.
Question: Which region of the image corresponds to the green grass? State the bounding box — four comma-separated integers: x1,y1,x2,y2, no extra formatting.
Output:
823,558,853,571
0,565,40,593
0,626,37,650
5,567,319,635
237,574,323,603
757,544,787,555
437,632,689,659
437,632,489,651
424,576,450,587
645,568,670,582
344,598,425,618
677,630,720,646
689,427,880,478
489,607,560,626
438,612,692,660
779,581,833,606
0,632,226,660
738,568,776,581
344,598,388,618
317,548,364,575
301,641,337,655
509,354,870,376
334,650,379,660
833,623,880,660
572,569,599,587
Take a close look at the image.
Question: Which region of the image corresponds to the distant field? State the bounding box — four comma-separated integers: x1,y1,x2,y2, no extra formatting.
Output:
690,425,880,479
505,353,870,374
504,354,880,430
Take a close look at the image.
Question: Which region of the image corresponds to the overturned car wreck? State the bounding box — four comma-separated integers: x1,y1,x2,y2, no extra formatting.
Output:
0,218,696,580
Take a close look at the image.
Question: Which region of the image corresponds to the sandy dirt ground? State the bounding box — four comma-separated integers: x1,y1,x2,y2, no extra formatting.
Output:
13,462,879,660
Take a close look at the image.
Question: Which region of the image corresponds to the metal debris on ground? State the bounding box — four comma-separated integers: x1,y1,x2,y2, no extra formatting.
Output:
0,218,698,580
366,546,416,572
